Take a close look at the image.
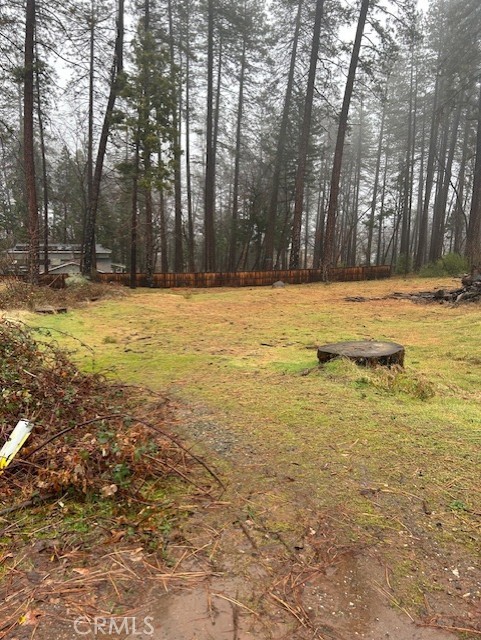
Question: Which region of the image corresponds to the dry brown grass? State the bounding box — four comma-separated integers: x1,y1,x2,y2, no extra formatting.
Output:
0,277,126,311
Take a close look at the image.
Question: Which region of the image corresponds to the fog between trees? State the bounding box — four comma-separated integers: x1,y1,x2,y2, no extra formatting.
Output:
3,0,481,281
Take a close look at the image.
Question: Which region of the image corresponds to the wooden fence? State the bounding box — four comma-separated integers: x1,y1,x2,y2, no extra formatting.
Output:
97,265,391,288
0,265,391,290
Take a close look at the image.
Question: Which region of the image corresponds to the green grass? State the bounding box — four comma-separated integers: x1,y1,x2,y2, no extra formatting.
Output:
21,277,481,609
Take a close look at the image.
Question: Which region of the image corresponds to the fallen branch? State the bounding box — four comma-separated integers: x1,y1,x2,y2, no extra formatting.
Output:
0,492,57,517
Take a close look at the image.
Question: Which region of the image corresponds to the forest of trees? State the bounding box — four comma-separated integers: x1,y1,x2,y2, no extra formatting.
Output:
1,0,481,283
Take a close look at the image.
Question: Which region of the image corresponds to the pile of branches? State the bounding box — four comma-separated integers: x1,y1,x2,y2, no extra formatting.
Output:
0,320,219,504
389,274,481,305
346,275,481,306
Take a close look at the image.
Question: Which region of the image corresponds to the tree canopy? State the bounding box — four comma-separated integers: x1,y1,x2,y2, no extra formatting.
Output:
3,0,481,280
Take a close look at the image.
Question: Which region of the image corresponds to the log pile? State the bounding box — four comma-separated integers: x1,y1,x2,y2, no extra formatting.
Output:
388,274,481,304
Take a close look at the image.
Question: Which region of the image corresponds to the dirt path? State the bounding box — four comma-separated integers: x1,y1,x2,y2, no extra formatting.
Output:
24,398,465,640
121,402,461,640
136,556,458,640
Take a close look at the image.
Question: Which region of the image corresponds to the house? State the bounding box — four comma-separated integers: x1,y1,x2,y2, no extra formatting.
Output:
4,243,125,274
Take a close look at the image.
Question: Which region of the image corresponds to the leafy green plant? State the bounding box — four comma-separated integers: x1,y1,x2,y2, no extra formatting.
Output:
449,500,468,512
419,253,468,278
112,462,132,486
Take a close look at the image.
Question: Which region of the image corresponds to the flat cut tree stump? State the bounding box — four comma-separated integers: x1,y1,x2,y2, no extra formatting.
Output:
317,340,404,367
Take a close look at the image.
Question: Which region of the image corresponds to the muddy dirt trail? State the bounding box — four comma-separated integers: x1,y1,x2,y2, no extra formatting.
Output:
28,399,468,640
134,555,458,640
120,403,465,640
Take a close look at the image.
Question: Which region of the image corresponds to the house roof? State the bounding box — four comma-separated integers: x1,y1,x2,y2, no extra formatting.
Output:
45,261,110,274
10,243,112,254
47,261,80,272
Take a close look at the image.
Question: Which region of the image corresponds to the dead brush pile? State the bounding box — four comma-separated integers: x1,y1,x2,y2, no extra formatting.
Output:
0,277,126,311
0,320,217,507
0,321,220,639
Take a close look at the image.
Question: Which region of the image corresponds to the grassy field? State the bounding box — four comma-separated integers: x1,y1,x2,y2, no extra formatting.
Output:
20,276,481,626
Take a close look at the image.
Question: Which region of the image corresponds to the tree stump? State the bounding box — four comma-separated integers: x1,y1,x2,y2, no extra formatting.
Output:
317,340,404,367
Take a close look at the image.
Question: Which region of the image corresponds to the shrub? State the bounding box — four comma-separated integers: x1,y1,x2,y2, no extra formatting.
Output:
395,253,412,275
65,274,90,287
419,253,468,278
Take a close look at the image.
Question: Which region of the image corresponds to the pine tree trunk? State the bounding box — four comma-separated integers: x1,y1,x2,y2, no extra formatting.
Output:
142,0,154,286
263,0,303,270
312,151,327,268
348,97,363,267
85,0,95,271
366,89,387,265
414,71,441,270
204,0,216,271
167,0,184,273
184,2,195,272
429,100,462,262
399,50,415,265
412,101,426,258
408,65,420,258
466,83,481,270
303,188,310,268
130,136,140,289
322,0,370,279
158,148,169,273
289,0,325,269
35,40,49,275
454,112,470,254
376,140,390,265
24,0,39,284
145,181,154,286
82,0,124,277
228,38,246,272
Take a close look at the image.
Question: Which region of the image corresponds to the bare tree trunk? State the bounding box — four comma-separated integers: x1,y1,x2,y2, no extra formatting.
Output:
366,89,387,265
399,49,415,265
414,71,441,270
454,112,470,254
130,136,140,289
184,1,195,271
83,0,124,277
303,187,310,268
289,0,325,269
141,0,154,286
35,39,49,274
322,0,370,279
429,100,462,262
167,0,184,272
411,101,426,258
158,148,169,273
263,0,303,269
376,140,390,265
340,160,354,265
312,150,327,268
466,83,481,270
24,0,39,284
228,37,246,272
204,0,216,271
84,0,95,270
144,180,154,285
348,96,363,267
